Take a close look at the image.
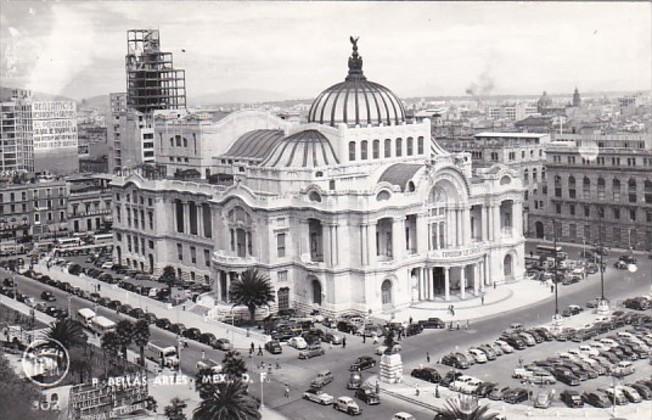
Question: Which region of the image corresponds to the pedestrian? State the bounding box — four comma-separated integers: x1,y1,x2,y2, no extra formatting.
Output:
456,322,460,330
375,381,380,395
363,333,366,344
415,385,420,397
258,345,263,356
284,384,290,398
250,342,255,353
530,251,533,258
481,295,485,305
426,352,431,363
329,340,333,349
409,316,413,325
518,356,523,367
493,282,496,290
435,384,440,398
451,306,455,316
550,284,554,293
342,337,347,348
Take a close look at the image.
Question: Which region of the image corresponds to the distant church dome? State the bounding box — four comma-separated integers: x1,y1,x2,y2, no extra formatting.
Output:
308,37,406,127
260,129,340,168
537,91,553,113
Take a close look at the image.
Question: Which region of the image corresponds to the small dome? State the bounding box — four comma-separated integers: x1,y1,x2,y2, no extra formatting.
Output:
378,163,423,191
308,38,406,127
221,129,285,162
260,129,340,168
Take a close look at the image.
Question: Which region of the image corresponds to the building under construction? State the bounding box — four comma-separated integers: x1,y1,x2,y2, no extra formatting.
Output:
125,29,186,114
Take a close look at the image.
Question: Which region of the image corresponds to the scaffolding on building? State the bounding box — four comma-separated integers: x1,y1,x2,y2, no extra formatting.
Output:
125,29,186,114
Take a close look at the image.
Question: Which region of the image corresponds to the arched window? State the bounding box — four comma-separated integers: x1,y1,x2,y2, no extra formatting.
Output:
376,190,391,201
228,206,254,258
360,140,368,160
645,180,652,204
406,137,414,156
417,136,424,154
628,178,637,203
308,191,322,202
613,178,621,200
348,141,356,161
381,279,392,306
372,140,380,159
597,177,606,200
504,254,513,277
523,169,529,184
407,181,416,192
395,138,402,157
583,176,591,198
312,279,322,305
532,168,538,181
384,139,392,158
568,175,576,198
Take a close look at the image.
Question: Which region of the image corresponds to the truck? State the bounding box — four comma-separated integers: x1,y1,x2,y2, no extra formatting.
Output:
144,341,179,368
77,308,96,327
89,316,116,335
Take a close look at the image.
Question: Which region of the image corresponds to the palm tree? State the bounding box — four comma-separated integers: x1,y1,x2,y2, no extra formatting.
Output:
132,320,150,366
160,265,177,288
101,331,120,374
193,380,260,420
115,319,134,360
164,397,187,420
434,396,499,420
196,367,218,399
47,318,87,350
222,351,247,379
228,269,275,322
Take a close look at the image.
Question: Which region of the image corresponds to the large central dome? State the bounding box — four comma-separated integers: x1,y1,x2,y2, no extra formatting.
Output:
307,38,406,127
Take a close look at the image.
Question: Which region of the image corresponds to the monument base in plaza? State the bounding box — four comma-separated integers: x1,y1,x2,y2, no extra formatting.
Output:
379,353,403,384
551,313,563,333
596,298,610,316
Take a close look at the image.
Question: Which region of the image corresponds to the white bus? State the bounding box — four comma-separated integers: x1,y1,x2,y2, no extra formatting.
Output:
55,237,81,249
93,233,113,244
77,308,96,327
535,244,568,261
89,316,116,336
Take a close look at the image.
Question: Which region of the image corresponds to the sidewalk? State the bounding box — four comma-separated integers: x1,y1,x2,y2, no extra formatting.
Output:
375,279,554,324
367,374,652,420
526,238,651,256
33,262,269,349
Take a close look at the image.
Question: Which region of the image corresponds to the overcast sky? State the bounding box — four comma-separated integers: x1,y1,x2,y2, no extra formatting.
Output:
1,1,650,101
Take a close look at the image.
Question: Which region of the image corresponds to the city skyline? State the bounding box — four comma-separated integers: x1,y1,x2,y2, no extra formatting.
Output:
1,1,650,102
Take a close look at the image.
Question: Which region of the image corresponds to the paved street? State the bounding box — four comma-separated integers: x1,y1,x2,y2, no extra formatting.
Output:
4,241,652,420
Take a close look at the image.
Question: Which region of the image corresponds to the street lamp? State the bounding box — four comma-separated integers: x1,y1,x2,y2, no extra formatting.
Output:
594,222,610,315
551,220,562,331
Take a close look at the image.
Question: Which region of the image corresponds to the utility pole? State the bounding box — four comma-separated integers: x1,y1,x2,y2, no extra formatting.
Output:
596,222,609,315
552,219,562,332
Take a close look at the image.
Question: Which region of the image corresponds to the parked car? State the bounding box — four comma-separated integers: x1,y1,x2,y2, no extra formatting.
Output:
322,332,342,345
534,390,553,408
303,388,335,405
583,391,612,408
504,388,528,404
40,291,56,302
198,333,217,347
405,324,424,336
183,327,202,340
468,348,488,363
488,386,512,401
560,390,584,408
441,353,469,369
419,317,445,329
288,336,308,350
333,396,362,415
410,367,441,383
440,371,462,388
350,356,376,371
265,340,282,354
494,340,514,353
213,338,232,351
355,388,380,405
337,320,359,334
621,385,642,403
310,370,334,388
298,345,325,359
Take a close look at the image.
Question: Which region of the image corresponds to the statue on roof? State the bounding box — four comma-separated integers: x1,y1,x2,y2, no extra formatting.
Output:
350,36,359,52
346,36,365,81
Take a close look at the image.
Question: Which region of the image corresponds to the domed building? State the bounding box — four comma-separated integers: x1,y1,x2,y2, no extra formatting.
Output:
111,39,525,318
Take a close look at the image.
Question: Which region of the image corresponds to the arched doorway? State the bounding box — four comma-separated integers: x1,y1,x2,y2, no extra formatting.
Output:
381,279,393,309
277,288,289,311
311,279,322,305
504,254,513,278
535,221,544,239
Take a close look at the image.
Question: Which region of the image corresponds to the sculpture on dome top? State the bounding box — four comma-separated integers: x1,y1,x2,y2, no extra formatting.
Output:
346,36,365,81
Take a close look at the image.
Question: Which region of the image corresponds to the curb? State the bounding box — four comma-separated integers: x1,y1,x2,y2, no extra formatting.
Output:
378,386,440,412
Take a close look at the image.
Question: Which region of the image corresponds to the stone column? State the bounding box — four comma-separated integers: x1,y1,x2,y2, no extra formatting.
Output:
481,205,488,241
416,213,428,254
226,272,232,303
444,267,450,301
474,263,480,295
360,224,368,266
480,259,486,292
493,203,501,240
368,222,377,265
215,270,222,303
334,225,340,266
427,267,433,300
392,217,406,261
464,208,471,245
324,224,333,267
433,222,439,250
460,266,466,299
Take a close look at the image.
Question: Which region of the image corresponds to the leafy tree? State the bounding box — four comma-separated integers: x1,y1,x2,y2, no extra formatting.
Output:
101,331,120,374
68,263,82,275
115,319,134,360
69,348,92,383
160,265,176,288
222,351,247,379
47,318,87,350
164,397,187,420
132,320,150,366
145,395,158,413
434,396,499,420
0,354,44,420
228,269,275,321
195,367,219,399
193,379,260,420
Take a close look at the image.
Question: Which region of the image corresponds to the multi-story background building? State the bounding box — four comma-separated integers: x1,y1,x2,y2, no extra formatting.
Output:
66,175,113,234
0,88,34,173
31,100,79,174
528,133,652,251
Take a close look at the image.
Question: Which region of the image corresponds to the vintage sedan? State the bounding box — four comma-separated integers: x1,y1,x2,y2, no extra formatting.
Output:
303,389,335,405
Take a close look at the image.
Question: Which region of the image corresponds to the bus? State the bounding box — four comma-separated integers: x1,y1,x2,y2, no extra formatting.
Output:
535,244,568,261
89,316,116,336
92,233,113,244
55,237,82,249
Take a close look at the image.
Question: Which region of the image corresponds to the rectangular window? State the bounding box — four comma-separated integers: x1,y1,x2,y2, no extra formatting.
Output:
230,229,235,251
148,211,153,230
569,224,576,238
584,206,590,217
190,246,196,263
177,243,183,261
555,203,561,214
569,204,575,216
630,209,636,221
598,206,604,218
148,240,154,249
276,233,286,258
613,208,620,219
278,270,288,282
204,249,210,267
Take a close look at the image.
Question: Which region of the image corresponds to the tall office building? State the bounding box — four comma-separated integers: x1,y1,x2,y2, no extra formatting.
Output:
0,89,33,173
32,100,79,174
109,30,186,173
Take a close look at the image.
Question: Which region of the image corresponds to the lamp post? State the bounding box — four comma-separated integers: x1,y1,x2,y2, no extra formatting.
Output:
551,220,562,331
595,222,610,315
259,371,267,409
